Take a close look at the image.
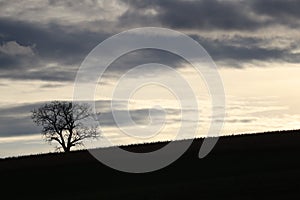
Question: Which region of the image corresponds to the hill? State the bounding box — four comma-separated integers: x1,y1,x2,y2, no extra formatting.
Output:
1,130,300,199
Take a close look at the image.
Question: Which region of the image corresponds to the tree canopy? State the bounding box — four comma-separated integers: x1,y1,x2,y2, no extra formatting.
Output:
32,101,99,152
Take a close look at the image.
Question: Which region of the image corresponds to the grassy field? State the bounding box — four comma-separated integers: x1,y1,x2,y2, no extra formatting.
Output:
1,130,300,199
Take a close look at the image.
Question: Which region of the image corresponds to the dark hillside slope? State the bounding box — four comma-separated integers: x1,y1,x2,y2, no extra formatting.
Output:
1,130,300,200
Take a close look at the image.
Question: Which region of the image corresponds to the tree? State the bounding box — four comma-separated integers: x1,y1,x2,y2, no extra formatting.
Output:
32,101,99,152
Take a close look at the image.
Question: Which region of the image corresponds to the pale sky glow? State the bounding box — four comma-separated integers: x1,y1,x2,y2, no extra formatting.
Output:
1,66,300,157
0,0,300,157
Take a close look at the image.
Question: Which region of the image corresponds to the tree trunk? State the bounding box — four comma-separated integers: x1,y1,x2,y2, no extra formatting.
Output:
63,146,71,153
65,145,72,153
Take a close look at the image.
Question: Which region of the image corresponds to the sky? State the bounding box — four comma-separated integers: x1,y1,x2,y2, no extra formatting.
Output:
0,0,300,157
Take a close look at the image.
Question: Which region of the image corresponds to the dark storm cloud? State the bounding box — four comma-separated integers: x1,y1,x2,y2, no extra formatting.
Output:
121,0,266,30
0,19,84,65
0,18,109,81
105,49,186,77
117,0,300,66
159,0,259,30
251,0,300,27
191,35,295,67
0,115,41,137
0,18,188,81
0,0,299,82
0,103,43,137
0,51,34,70
122,0,300,30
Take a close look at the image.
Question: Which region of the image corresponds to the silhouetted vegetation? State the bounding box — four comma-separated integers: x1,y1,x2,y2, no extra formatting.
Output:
31,101,99,152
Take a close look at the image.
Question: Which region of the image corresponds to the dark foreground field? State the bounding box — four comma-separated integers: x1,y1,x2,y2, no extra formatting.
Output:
1,130,300,199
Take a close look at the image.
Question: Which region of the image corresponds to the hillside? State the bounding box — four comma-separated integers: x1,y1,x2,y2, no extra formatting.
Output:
1,130,300,199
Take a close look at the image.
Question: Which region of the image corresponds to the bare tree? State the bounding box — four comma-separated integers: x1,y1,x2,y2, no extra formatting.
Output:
32,101,99,152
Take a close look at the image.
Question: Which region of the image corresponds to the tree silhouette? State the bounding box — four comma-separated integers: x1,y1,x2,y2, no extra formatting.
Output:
32,101,99,152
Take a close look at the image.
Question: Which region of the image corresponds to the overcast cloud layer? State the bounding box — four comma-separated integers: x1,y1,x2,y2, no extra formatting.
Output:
0,0,300,83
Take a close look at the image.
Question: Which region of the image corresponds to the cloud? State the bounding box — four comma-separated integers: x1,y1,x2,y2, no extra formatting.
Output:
0,101,168,137
103,49,187,79
0,103,43,137
0,0,299,83
214,118,256,124
0,41,34,56
0,100,178,138
0,98,299,141
97,107,180,127
191,35,290,67
122,0,300,30
0,18,108,65
39,83,67,89
0,18,110,81
0,115,41,137
120,0,266,30
0,0,127,25
250,0,300,27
